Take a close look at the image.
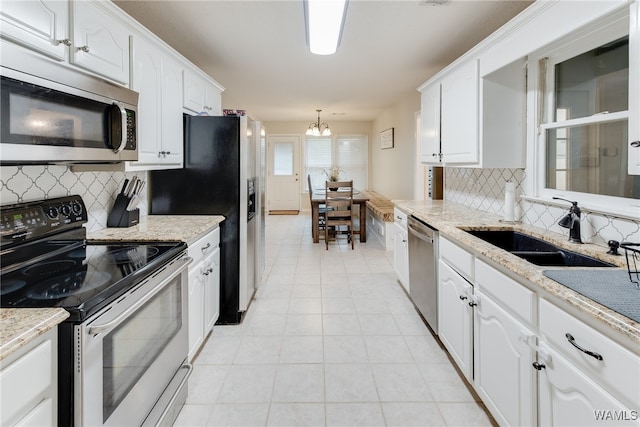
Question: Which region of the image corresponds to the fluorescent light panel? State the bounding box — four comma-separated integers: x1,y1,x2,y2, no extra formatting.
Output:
305,0,348,55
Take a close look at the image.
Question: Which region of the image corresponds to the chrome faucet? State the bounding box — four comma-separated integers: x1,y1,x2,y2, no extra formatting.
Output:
553,197,582,244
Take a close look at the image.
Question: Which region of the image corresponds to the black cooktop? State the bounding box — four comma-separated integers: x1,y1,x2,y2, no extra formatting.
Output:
1,238,186,322
1,195,186,322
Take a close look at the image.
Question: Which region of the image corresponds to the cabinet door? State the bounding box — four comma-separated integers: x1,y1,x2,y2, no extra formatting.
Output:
0,0,68,61
537,342,636,426
183,68,206,114
188,260,205,361
130,36,162,165
441,59,479,164
474,289,536,426
438,260,473,381
71,1,130,85
629,1,640,175
420,82,441,164
160,55,184,166
203,248,220,333
393,224,409,290
204,84,222,116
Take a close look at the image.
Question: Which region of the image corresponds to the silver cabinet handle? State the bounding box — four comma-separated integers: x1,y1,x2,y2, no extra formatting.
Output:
565,333,603,360
57,38,72,46
201,243,211,251
78,45,90,53
112,102,127,153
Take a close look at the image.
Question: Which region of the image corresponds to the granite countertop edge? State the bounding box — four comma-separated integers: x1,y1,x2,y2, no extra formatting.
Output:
0,308,69,362
1,215,225,359
87,214,225,244
393,199,640,347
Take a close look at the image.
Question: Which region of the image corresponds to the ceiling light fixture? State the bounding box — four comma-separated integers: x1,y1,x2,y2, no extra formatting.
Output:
305,109,332,136
304,0,348,55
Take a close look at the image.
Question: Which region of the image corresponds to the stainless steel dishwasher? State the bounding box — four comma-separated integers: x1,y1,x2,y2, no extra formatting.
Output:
407,215,439,334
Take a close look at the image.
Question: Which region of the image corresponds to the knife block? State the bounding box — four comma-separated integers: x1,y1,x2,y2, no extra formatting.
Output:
107,194,139,228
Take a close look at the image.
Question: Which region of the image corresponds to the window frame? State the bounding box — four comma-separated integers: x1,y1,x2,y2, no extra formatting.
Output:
527,7,639,218
303,133,368,192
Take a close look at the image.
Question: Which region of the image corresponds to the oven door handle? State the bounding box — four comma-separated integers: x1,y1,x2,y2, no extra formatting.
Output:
88,256,192,336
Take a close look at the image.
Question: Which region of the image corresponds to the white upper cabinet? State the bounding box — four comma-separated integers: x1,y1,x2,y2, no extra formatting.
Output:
183,68,222,116
71,0,131,85
440,60,479,164
129,35,183,170
420,57,526,168
0,0,69,61
420,82,441,164
629,1,640,175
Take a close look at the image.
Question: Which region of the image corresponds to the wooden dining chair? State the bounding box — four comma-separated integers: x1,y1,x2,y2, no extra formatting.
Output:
308,174,326,239
324,180,354,250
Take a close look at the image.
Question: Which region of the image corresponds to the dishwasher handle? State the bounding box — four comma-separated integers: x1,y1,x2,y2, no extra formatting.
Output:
408,217,435,244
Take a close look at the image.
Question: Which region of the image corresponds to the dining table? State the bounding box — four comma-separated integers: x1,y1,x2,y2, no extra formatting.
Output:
310,189,370,243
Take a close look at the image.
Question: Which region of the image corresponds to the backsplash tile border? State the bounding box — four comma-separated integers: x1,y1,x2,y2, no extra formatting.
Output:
0,166,147,232
444,167,640,246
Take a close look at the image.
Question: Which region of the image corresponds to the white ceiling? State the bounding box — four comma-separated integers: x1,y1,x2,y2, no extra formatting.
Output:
113,0,532,122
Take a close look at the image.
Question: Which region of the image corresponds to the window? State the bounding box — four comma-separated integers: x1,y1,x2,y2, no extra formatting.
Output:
536,13,640,208
304,134,368,190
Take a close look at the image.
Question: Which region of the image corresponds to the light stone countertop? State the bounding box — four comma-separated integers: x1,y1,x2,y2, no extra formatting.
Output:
393,199,639,348
0,308,69,361
2,215,224,361
87,215,225,245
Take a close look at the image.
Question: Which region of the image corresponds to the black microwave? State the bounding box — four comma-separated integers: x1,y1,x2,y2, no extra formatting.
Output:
0,67,138,165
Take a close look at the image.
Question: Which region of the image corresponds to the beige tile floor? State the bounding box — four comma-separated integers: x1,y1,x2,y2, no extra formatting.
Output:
174,213,495,427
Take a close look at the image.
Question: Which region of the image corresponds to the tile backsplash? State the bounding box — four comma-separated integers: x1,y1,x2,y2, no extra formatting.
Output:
444,168,640,246
0,166,147,232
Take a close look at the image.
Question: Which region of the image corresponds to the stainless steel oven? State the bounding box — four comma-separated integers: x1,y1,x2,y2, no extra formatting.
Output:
0,62,138,164
75,254,191,426
0,196,191,427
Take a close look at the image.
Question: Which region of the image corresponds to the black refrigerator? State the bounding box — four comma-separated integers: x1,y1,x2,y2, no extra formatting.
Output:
149,114,256,324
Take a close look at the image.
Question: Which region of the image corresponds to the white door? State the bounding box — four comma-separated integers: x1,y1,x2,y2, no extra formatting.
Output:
267,135,300,211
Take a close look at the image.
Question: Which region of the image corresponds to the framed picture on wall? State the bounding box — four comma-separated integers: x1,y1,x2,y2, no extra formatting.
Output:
380,128,394,149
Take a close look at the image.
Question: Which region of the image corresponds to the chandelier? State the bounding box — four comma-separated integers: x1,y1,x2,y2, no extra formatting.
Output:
305,109,332,136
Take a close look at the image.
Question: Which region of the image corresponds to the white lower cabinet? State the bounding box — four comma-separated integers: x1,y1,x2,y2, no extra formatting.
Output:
187,227,221,361
0,328,57,426
187,258,205,361
473,288,536,426
203,247,220,333
393,226,409,292
437,259,473,381
436,236,640,427
537,341,635,426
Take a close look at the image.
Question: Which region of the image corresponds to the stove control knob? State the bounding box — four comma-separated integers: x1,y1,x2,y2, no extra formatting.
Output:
60,204,72,217
71,201,83,215
46,206,59,219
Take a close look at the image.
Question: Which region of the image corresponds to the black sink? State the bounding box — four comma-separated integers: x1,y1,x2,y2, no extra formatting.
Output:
465,230,615,268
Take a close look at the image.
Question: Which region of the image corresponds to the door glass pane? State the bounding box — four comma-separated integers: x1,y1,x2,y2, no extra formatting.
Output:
273,141,293,176
102,278,182,421
554,37,628,120
546,121,640,198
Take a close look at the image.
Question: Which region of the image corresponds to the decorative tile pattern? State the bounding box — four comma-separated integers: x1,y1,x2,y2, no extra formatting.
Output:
0,166,147,232
444,168,640,246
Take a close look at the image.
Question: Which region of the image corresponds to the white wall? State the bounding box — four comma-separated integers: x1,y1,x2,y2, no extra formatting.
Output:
370,92,421,200
262,120,373,211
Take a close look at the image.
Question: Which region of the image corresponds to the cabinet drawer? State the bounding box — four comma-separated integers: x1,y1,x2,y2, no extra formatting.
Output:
188,227,220,263
539,298,640,408
394,208,407,227
475,259,535,325
439,236,474,280
1,339,53,425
